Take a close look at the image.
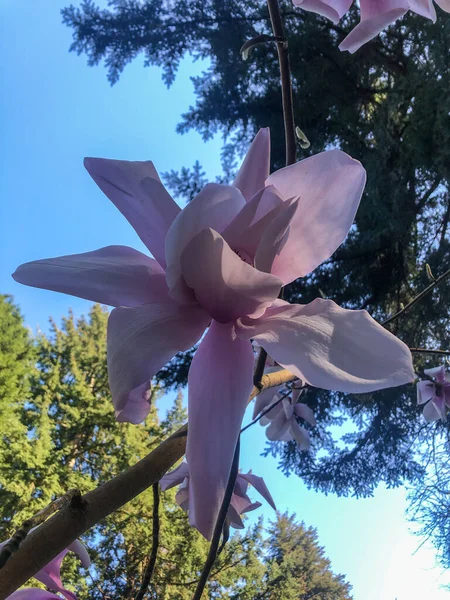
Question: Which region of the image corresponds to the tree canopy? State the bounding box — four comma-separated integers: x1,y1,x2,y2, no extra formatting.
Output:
62,0,450,503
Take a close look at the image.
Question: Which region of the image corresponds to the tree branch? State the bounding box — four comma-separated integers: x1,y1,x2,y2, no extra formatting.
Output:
382,267,450,326
135,483,160,600
0,369,294,597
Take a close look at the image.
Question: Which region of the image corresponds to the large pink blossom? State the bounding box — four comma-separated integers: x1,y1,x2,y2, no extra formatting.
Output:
160,462,276,531
13,128,414,538
293,0,450,53
1,538,89,600
417,366,450,422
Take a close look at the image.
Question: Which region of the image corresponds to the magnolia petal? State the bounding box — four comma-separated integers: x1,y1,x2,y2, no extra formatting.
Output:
239,473,277,510
84,158,180,268
67,539,91,568
180,228,282,323
35,551,78,600
409,0,437,19
160,462,190,491
165,183,246,301
424,366,446,381
186,321,254,540
259,399,283,425
292,0,353,22
294,403,317,426
266,150,366,283
290,421,311,451
417,381,436,405
255,199,299,274
227,502,245,529
7,590,63,600
339,5,408,53
13,246,168,308
434,0,450,12
237,299,415,393
175,484,190,512
266,408,292,441
423,398,445,422
233,128,271,201
108,301,210,424
222,186,285,263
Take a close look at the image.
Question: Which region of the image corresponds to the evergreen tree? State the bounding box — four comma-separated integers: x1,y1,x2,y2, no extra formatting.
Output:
62,0,450,500
0,299,268,599
259,513,352,600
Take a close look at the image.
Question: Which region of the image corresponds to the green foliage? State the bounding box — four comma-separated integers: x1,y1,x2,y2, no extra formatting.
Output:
0,297,352,597
62,0,450,501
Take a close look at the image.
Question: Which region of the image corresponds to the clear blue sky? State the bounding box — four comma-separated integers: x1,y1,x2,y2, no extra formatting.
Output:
2,2,449,598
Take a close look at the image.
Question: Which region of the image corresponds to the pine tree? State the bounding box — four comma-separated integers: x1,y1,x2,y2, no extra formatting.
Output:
260,513,352,599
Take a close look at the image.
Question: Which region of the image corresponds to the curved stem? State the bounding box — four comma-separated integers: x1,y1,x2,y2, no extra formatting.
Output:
267,0,296,166
191,438,240,600
135,483,160,600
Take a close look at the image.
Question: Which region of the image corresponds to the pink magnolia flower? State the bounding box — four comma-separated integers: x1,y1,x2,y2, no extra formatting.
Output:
1,538,90,600
160,462,276,531
14,128,414,539
417,366,450,422
253,377,316,450
293,0,450,53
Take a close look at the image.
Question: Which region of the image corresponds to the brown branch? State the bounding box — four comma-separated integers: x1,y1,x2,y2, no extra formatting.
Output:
382,267,450,326
267,0,296,166
410,348,450,356
0,369,294,598
135,483,160,600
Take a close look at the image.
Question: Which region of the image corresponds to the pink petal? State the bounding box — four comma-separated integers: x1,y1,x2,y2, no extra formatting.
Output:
7,590,63,600
186,321,254,540
222,186,285,263
292,0,353,22
160,462,190,491
423,398,445,422
434,0,450,12
254,199,299,274
266,409,292,441
259,399,283,425
227,502,245,529
265,150,366,283
176,484,190,513
13,246,167,308
67,539,90,568
237,299,415,392
233,128,271,201
165,183,246,301
294,403,317,426
290,421,311,451
417,380,436,405
424,366,446,381
339,4,408,53
107,302,210,423
409,0,437,19
35,551,78,600
180,228,282,323
239,473,277,510
84,158,179,269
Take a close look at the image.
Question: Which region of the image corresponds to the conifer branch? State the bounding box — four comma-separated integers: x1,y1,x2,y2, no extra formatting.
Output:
382,268,450,326
0,369,293,598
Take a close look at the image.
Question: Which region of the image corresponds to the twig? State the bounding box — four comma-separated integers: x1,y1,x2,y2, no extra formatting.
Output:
241,385,304,434
0,369,294,597
267,0,296,166
410,348,450,356
135,483,160,600
191,438,240,600
0,489,79,570
253,348,268,390
382,268,450,326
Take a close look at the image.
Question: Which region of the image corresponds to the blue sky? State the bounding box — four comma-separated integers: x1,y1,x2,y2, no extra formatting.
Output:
2,1,450,598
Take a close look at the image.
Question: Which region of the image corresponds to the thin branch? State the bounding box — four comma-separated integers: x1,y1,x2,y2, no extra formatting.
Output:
135,483,160,600
0,369,294,597
191,438,240,600
410,348,450,356
382,268,450,326
267,0,296,166
0,489,79,569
